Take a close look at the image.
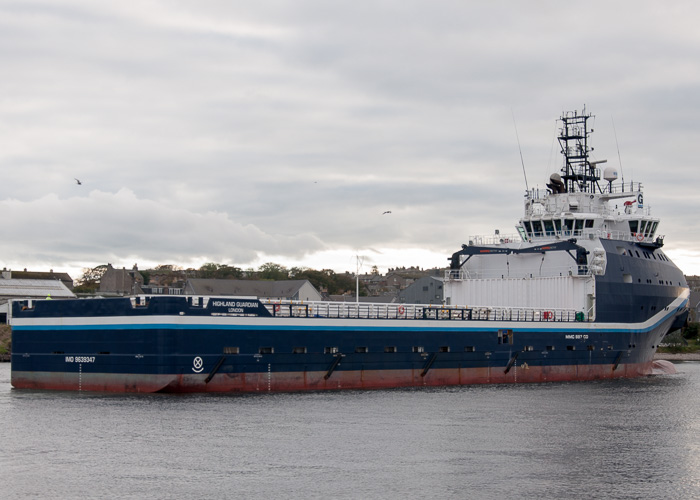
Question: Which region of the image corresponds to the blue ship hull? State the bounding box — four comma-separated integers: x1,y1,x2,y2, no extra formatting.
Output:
10,292,688,393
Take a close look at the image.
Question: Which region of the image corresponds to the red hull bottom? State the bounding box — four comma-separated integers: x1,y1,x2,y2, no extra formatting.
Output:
12,362,656,393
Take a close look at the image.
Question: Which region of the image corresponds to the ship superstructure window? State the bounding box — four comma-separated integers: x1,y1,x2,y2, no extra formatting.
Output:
546,345,555,351
324,346,339,354
355,346,368,353
224,347,239,354
292,346,307,354
629,220,639,236
574,219,584,233
259,347,274,354
523,221,533,234
531,220,543,236
412,346,424,353
543,220,555,236
639,220,647,236
464,346,475,352
439,346,450,353
585,219,594,228
564,219,574,235
554,219,562,233
384,346,397,353
645,221,657,237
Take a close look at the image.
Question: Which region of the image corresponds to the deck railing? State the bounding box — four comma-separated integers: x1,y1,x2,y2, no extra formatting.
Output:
260,299,587,323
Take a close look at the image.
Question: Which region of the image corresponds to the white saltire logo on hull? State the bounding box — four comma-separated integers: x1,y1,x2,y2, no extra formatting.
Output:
192,356,204,373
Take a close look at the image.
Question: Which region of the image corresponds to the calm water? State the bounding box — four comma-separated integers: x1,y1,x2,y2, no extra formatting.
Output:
1,363,699,500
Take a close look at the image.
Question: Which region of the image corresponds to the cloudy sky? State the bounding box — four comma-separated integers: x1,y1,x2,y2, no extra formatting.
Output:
2,1,700,281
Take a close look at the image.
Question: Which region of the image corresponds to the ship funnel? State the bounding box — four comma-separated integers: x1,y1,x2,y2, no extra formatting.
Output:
547,173,566,193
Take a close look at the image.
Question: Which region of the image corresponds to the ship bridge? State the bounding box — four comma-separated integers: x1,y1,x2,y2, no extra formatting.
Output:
518,182,661,245
516,109,661,247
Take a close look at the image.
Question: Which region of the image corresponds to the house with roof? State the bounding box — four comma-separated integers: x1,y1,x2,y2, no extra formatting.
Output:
0,278,76,323
3,268,74,290
689,290,700,323
99,264,144,296
184,279,322,302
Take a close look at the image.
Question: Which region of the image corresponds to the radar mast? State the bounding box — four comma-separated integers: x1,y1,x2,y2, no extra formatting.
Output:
558,109,602,193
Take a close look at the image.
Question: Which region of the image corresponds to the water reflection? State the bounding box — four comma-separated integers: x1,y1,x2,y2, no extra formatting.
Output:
1,363,699,499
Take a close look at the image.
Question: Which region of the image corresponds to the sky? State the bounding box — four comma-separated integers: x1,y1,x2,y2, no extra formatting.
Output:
2,0,700,281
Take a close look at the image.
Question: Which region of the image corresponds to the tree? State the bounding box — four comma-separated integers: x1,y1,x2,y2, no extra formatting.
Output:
292,267,363,295
74,265,108,293
257,262,289,281
197,262,244,279
683,322,699,340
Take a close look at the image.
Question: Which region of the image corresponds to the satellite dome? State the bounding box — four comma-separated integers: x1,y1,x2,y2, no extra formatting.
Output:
603,167,618,183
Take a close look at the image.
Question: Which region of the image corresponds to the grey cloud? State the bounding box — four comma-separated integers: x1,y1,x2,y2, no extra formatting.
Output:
2,1,700,275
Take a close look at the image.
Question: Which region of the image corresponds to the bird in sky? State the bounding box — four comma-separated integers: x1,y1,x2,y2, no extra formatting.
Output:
382,211,392,215
74,178,82,185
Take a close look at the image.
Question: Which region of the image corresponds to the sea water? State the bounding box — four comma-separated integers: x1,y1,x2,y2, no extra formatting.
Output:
1,362,699,499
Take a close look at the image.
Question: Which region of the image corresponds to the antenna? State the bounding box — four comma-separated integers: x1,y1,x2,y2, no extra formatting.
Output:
611,115,625,191
355,255,364,303
511,109,529,193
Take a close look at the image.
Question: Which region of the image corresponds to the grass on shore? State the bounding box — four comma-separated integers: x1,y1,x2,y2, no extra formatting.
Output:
657,338,700,354
0,324,10,355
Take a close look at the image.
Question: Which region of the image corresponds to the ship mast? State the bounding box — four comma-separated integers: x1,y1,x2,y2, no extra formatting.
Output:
558,109,602,194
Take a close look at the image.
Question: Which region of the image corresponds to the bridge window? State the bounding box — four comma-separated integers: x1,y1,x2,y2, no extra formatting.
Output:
564,219,574,235
574,219,584,233
413,346,424,353
384,346,397,353
523,221,533,234
629,220,639,236
585,219,594,228
554,219,562,233
439,346,450,353
259,347,274,354
292,346,307,354
543,219,555,236
324,346,338,354
531,220,543,236
464,346,475,352
224,347,239,354
355,346,368,353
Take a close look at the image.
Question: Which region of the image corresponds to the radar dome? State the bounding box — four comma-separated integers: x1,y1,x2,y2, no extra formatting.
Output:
603,167,618,183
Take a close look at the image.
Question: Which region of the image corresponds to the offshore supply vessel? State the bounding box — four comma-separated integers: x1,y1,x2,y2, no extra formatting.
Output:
10,109,689,392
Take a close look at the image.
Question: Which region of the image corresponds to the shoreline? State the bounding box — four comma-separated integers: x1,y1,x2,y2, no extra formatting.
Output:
654,352,700,361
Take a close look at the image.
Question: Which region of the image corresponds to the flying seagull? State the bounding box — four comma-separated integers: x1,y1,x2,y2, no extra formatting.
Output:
74,178,82,185
382,211,392,215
